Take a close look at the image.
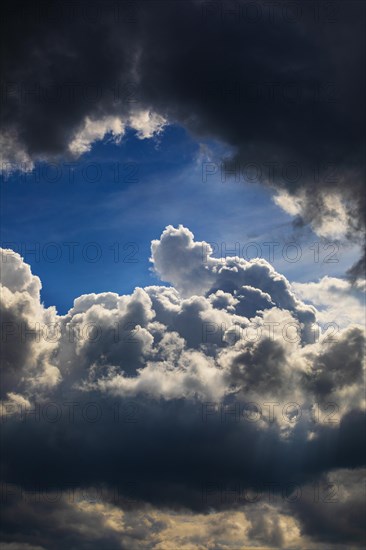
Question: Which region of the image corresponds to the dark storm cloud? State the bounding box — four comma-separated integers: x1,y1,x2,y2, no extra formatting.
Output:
290,469,366,547
0,1,137,157
2,397,365,510
1,1,365,276
134,1,366,254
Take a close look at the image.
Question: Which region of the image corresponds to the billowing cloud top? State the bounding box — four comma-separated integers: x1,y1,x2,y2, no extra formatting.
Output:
1,226,365,547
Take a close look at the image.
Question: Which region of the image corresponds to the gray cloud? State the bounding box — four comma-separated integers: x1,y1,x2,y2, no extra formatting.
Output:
1,226,365,547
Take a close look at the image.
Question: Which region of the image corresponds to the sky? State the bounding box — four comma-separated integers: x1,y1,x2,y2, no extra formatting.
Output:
1,126,361,313
0,1,365,549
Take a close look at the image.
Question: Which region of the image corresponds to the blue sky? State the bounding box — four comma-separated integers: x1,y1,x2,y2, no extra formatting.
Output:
1,125,360,314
